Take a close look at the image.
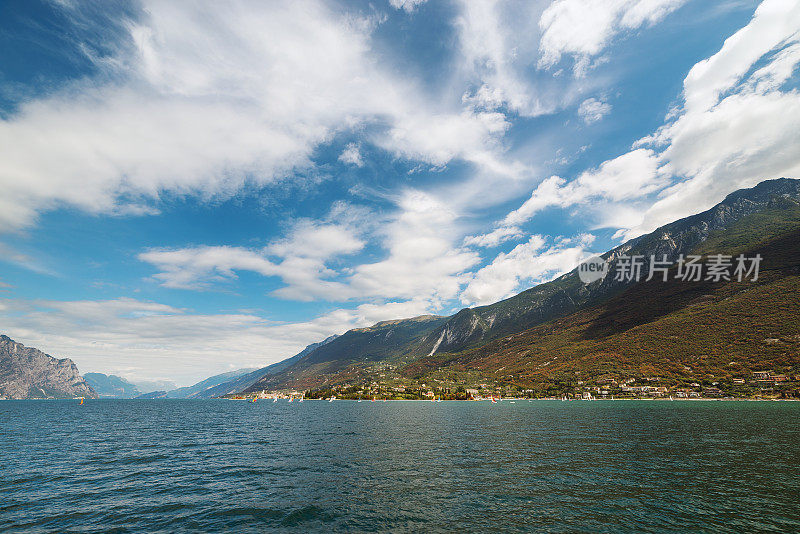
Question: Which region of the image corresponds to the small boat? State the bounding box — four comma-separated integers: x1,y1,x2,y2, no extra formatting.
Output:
251,397,257,403
273,396,278,403
491,396,497,404
288,397,293,403
79,397,84,405
299,396,304,403
358,399,362,402
329,396,336,402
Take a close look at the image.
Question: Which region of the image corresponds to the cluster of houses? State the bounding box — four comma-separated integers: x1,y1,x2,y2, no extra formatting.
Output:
751,371,792,384
245,368,798,400
562,370,798,399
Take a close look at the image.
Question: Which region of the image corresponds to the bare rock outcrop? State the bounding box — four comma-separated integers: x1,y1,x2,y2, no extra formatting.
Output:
0,335,97,399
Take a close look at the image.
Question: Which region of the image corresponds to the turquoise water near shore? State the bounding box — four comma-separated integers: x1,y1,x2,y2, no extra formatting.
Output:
1,399,799,532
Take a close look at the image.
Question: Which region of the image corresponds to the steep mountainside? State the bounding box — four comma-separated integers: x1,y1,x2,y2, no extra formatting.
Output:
0,335,97,399
164,368,257,398
199,335,339,398
405,219,800,393
241,316,446,393
232,177,800,395
83,373,141,398
417,178,800,357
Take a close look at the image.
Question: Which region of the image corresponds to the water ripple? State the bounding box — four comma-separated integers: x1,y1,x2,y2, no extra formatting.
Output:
1,400,799,532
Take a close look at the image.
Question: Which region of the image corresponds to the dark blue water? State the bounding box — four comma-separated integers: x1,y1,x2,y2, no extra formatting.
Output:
1,400,799,533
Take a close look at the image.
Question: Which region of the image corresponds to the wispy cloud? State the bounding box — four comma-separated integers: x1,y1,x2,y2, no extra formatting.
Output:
538,0,689,75
461,233,595,306
578,97,612,123
0,295,439,386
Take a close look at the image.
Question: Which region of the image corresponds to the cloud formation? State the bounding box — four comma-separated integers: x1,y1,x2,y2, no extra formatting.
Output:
491,0,800,241
0,295,437,386
462,233,595,306
539,0,688,73
140,191,480,306
578,97,612,123
0,0,513,233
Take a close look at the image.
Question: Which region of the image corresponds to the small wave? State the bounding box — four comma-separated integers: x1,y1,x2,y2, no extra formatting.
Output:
280,505,336,527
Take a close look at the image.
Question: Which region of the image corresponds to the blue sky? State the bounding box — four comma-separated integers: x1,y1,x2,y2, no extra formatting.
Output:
1,0,799,386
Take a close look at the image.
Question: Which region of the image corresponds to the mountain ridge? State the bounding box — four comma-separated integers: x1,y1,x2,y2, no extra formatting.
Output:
0,335,97,399
83,372,141,398
416,177,800,357
198,335,340,398
230,177,800,396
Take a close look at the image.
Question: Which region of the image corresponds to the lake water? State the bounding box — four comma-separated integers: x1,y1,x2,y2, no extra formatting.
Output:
1,400,799,532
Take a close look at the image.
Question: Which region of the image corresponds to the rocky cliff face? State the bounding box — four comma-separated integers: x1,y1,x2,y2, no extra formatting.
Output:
0,335,97,399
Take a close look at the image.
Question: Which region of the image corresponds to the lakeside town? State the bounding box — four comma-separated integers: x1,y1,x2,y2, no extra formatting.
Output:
229,368,800,402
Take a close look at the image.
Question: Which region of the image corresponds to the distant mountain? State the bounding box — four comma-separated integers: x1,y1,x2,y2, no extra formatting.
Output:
134,379,178,393
164,368,258,398
83,373,141,398
241,317,446,394
0,335,97,399
230,177,800,395
202,335,339,398
135,390,168,399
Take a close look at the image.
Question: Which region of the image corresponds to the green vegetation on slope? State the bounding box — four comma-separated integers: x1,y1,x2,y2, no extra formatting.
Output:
404,217,800,398
233,180,800,400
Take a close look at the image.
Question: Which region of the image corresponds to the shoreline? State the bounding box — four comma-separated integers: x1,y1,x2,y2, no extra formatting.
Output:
3,396,798,402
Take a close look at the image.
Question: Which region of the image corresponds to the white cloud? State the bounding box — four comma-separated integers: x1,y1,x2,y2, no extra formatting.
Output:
0,0,516,233
140,191,479,305
538,0,688,74
747,41,800,93
139,203,368,299
627,90,800,238
464,226,523,248
461,233,595,306
0,243,55,275
0,295,439,385
682,0,800,113
380,110,510,167
578,97,612,123
508,0,800,241
455,1,550,117
621,0,800,238
502,148,663,226
344,190,480,303
390,0,428,13
139,246,279,290
338,143,364,167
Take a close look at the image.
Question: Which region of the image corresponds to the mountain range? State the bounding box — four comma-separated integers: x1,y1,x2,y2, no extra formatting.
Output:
227,177,800,397
2,178,799,399
83,373,142,398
